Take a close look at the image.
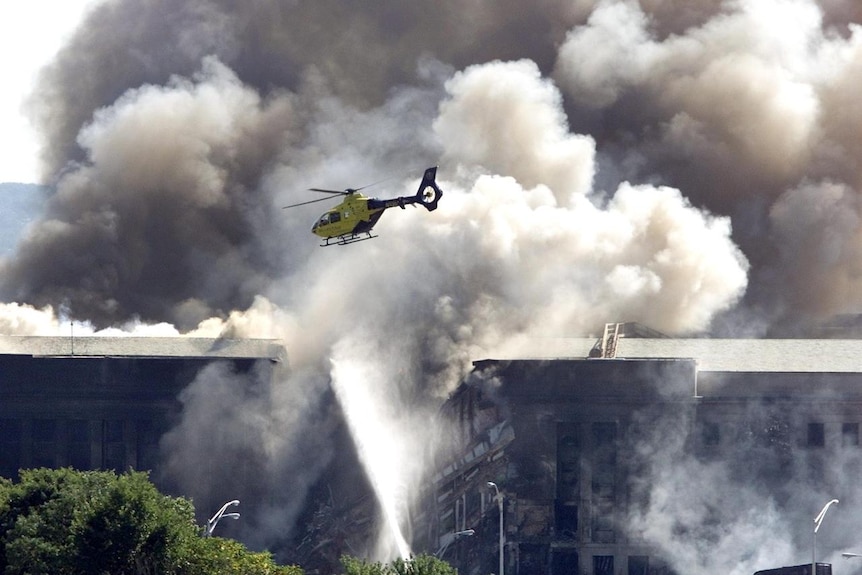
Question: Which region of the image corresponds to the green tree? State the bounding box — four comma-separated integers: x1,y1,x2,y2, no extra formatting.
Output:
341,553,458,575
0,467,301,575
186,537,304,575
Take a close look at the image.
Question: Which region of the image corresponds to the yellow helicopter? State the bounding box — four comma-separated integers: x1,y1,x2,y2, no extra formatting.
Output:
283,166,443,246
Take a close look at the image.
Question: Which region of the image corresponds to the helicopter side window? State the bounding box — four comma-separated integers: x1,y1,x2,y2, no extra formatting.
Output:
329,211,341,223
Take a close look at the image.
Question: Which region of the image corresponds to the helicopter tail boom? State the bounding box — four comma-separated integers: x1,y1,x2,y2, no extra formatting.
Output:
370,166,443,212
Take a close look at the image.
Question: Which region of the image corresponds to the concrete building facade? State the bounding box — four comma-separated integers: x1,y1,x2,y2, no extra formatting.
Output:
0,336,285,480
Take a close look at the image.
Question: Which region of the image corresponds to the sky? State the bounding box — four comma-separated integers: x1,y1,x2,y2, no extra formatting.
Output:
0,0,102,184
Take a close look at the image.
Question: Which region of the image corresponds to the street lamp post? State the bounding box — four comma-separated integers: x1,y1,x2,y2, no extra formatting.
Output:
488,482,504,575
435,529,475,559
205,499,240,537
812,499,839,575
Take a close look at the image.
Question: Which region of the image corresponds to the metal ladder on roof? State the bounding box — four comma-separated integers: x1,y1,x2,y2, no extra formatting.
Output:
600,322,624,358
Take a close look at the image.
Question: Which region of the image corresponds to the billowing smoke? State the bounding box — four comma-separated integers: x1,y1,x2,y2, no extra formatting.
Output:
552,0,862,333
1,0,861,568
623,396,862,575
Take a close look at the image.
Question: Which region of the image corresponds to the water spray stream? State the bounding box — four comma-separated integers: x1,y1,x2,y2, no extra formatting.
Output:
330,353,412,560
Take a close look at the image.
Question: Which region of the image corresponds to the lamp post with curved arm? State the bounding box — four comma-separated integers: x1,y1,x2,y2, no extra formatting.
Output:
812,499,838,575
435,529,475,559
205,499,240,537
488,482,504,575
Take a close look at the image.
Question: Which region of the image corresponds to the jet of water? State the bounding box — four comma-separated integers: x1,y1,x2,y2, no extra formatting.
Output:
330,354,412,560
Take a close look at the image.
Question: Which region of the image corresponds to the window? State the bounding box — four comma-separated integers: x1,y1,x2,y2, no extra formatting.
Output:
842,423,859,447
104,420,124,443
103,420,126,473
591,422,617,544
0,419,22,441
465,488,480,523
593,422,617,450
808,423,825,448
594,555,614,575
519,544,548,575
68,420,91,470
701,421,720,446
557,426,581,501
552,550,579,575
136,420,160,471
32,419,57,468
557,424,581,539
628,556,649,575
0,419,22,477
32,418,56,442
555,500,578,539
440,507,455,534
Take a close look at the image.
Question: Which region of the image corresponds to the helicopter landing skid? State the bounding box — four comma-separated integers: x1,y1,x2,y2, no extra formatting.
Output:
321,232,378,247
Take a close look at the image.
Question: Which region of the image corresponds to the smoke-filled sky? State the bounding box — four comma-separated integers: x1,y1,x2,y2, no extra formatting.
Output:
3,0,862,568
5,0,862,337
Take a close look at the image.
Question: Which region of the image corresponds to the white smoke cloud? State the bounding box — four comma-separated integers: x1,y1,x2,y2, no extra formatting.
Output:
428,60,748,339
0,301,185,336
0,302,62,335
552,0,862,331
556,0,823,180
629,439,799,575
554,0,655,108
624,397,862,575
77,57,258,208
435,59,596,204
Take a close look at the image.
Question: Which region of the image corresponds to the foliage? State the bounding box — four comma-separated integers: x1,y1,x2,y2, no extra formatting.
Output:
0,467,301,575
185,537,304,575
341,553,458,575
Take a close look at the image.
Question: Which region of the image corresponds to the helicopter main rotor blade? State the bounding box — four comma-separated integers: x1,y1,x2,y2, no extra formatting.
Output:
309,188,352,195
282,195,341,209
311,174,393,195
284,174,388,210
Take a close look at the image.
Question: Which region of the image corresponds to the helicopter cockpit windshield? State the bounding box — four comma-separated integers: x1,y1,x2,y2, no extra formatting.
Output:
313,210,340,231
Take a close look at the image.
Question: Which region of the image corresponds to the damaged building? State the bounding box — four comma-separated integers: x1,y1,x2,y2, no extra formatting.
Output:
4,327,862,575
422,324,862,575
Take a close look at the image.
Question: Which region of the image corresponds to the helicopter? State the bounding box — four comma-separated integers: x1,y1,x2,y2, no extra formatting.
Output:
283,166,443,246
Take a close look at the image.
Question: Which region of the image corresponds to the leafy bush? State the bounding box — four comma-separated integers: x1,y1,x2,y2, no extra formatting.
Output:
341,553,458,575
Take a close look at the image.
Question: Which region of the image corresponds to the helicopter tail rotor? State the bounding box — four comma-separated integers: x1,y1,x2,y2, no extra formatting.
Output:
415,166,442,211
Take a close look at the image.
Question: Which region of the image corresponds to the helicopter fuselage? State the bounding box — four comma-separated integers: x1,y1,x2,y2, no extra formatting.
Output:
311,194,385,240
310,166,442,245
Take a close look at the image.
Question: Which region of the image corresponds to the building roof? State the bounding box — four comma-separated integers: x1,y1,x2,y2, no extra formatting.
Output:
481,337,862,373
0,336,286,361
